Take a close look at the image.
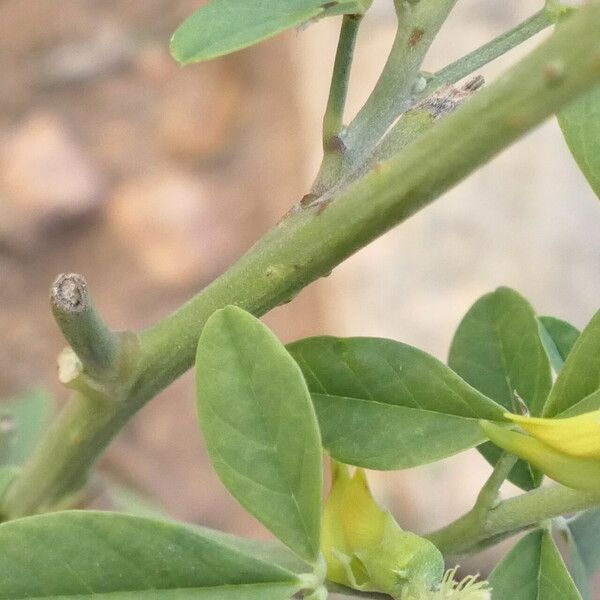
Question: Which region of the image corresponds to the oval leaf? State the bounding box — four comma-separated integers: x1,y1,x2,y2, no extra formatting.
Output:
0,466,19,501
196,306,323,563
288,336,504,470
490,529,582,600
538,315,581,374
558,86,600,201
171,0,368,65
448,288,552,490
0,389,52,467
544,309,600,417
0,511,302,598
566,509,600,600
449,288,552,416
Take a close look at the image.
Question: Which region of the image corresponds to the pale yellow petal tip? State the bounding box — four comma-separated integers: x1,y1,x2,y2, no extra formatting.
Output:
504,412,542,425
504,410,600,459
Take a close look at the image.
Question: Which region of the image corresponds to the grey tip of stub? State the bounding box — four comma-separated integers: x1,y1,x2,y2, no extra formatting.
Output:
51,273,90,314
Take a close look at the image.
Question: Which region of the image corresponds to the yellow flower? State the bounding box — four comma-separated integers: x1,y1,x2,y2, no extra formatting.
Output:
480,410,600,490
322,463,491,599
322,462,444,597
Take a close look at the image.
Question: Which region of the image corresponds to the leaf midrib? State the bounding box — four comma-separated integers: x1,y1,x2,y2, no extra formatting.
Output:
311,392,504,422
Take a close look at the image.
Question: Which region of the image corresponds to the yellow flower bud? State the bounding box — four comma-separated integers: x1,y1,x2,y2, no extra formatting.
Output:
480,417,600,491
322,462,444,597
505,410,600,459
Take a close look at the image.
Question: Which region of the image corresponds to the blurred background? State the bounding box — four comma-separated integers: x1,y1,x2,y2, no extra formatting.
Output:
1,0,599,584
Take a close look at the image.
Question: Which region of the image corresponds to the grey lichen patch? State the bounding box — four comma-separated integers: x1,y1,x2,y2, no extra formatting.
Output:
51,273,89,314
418,75,485,120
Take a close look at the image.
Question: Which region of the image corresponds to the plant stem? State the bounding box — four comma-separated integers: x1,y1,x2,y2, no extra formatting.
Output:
3,1,600,520
426,485,600,556
50,273,121,381
323,14,362,149
340,9,552,188
325,0,458,181
315,14,363,195
472,453,518,522
422,8,553,97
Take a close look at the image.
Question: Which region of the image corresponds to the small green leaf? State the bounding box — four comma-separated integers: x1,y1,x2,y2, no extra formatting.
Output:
0,466,19,501
565,509,600,599
107,482,170,520
449,288,551,416
0,389,52,467
448,288,552,490
0,511,303,598
288,336,504,470
490,529,582,600
171,0,371,65
544,309,600,417
192,525,311,575
196,306,323,562
558,86,600,200
538,316,581,373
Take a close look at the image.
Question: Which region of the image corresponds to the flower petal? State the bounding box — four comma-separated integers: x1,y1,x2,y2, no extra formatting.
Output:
480,420,600,490
505,410,600,459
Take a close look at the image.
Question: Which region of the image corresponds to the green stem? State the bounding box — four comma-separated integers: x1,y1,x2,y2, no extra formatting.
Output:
315,13,364,195
427,485,600,557
323,14,362,149
3,1,600,519
50,273,121,381
472,453,518,522
332,8,553,189
332,0,458,176
423,8,553,97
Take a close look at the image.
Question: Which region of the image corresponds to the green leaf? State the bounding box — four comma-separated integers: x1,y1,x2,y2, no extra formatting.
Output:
474,441,542,493
448,288,552,490
0,389,52,467
0,466,19,501
538,316,581,373
490,529,582,600
544,309,600,417
565,509,600,599
192,525,311,576
449,288,551,416
196,306,323,563
0,511,303,598
107,482,170,520
287,336,504,470
558,86,600,200
171,0,371,65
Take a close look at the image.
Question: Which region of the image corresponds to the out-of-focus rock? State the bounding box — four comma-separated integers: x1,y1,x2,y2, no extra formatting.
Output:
35,24,134,88
107,171,242,286
158,66,244,164
0,112,104,249
135,44,178,86
0,0,97,55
